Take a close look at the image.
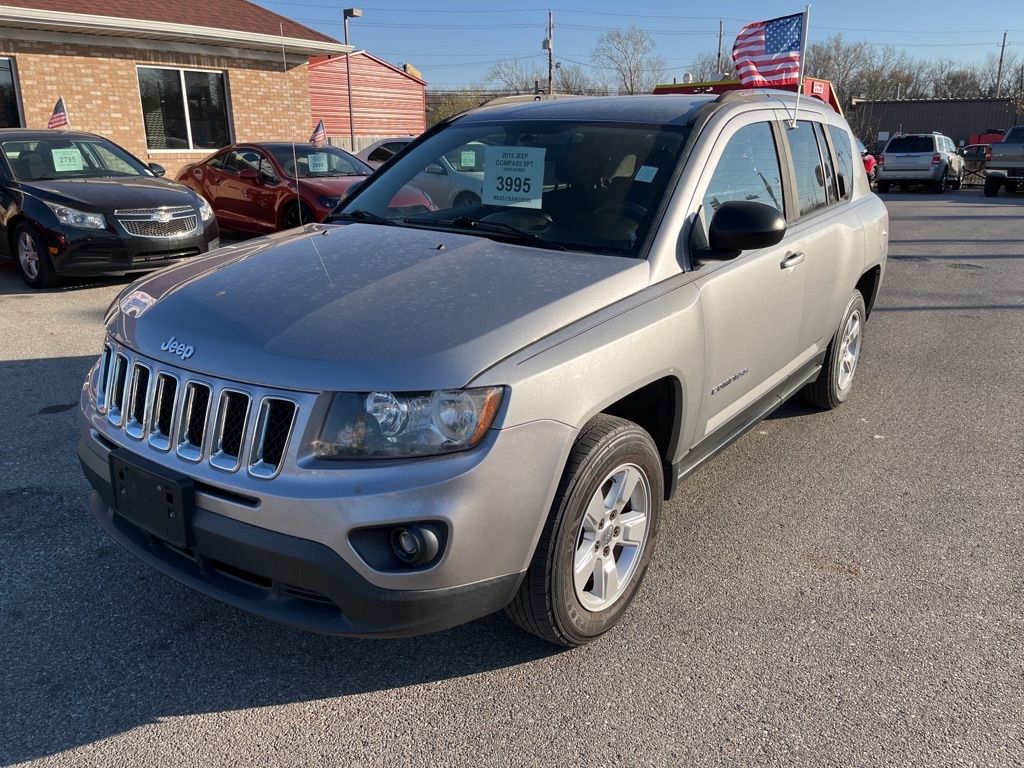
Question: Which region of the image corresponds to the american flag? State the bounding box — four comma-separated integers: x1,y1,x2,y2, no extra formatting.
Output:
47,97,70,129
309,118,327,146
732,13,804,87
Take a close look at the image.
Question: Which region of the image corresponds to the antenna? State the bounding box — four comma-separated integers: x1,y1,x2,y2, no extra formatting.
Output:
280,23,304,228
280,23,333,286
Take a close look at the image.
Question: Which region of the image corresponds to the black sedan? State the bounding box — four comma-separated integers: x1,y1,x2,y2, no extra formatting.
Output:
0,129,220,288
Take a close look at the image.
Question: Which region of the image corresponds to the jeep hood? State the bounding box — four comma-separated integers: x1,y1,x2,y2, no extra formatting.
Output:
108,223,647,392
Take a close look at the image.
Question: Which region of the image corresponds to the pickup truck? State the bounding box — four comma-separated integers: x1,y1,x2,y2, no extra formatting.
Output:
984,126,1024,196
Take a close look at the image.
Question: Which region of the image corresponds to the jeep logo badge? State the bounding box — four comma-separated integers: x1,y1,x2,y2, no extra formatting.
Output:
160,336,195,360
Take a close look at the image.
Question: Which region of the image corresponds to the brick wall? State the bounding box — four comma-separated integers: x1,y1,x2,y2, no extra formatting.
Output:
0,38,311,177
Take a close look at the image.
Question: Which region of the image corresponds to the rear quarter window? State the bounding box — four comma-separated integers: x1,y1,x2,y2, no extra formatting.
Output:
828,125,855,200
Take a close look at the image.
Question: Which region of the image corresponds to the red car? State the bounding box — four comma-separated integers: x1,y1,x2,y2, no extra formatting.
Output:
856,138,877,184
176,142,433,234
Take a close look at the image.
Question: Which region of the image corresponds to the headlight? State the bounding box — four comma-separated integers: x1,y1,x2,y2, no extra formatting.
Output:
314,387,503,459
317,195,342,210
198,196,214,222
44,201,106,230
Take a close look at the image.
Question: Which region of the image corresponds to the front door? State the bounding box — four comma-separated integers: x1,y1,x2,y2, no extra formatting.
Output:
689,114,806,443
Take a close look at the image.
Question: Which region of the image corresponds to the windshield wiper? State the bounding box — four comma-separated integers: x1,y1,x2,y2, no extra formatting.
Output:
404,216,566,251
327,209,400,226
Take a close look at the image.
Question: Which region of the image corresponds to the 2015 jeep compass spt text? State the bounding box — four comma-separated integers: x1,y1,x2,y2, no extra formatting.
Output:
79,92,888,647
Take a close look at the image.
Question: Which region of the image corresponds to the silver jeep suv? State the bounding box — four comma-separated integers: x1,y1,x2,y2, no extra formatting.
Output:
79,91,888,647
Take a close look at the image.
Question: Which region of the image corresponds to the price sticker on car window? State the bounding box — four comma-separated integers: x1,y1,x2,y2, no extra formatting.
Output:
51,148,84,172
307,153,329,173
460,150,476,168
482,146,546,209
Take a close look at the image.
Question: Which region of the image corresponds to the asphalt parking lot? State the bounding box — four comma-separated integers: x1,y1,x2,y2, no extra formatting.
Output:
1,190,1022,767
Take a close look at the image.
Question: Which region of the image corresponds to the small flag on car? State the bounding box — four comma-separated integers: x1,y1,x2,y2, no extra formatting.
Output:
47,97,70,129
732,12,805,87
309,118,327,146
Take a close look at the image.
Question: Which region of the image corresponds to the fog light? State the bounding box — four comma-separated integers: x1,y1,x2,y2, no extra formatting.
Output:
389,524,440,566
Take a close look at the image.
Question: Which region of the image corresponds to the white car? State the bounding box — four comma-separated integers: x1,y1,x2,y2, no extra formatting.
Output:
355,137,414,168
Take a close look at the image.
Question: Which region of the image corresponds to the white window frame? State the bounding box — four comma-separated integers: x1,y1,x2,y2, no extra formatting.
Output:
135,64,233,153
0,56,25,129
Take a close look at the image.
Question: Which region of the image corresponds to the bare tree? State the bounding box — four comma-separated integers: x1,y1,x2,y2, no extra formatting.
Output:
687,51,736,82
554,62,607,95
591,27,666,95
428,88,489,126
486,59,546,94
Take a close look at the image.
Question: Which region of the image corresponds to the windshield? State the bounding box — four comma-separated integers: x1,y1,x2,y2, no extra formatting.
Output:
339,119,690,257
267,145,370,179
3,137,150,181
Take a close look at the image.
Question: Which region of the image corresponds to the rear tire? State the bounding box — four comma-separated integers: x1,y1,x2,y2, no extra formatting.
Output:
933,170,947,194
14,223,58,289
505,415,662,647
801,291,867,411
876,181,890,193
983,177,1000,197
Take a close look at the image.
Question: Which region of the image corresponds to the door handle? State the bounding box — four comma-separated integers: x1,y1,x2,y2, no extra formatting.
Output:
780,251,805,269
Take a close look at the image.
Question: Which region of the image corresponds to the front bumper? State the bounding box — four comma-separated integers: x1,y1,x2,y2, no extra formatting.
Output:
82,455,523,637
79,374,577,635
49,221,220,276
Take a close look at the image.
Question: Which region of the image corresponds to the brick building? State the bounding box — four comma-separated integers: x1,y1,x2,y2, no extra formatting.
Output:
308,52,426,152
0,0,347,176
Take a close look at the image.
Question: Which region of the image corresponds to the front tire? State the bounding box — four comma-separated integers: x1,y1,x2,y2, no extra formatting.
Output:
281,202,314,230
505,415,662,647
876,181,890,193
801,290,867,410
983,177,1000,197
14,223,58,289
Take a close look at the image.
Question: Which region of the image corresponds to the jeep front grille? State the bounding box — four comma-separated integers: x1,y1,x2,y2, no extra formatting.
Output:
90,341,305,479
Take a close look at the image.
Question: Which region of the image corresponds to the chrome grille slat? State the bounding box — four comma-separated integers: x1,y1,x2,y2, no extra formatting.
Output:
249,398,297,479
148,373,179,451
106,354,129,426
176,382,212,463
210,390,252,472
124,363,151,439
90,342,303,479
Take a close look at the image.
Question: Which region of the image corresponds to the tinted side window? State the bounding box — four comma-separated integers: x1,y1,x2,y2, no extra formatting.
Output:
827,125,854,200
367,146,394,163
785,121,829,217
813,123,838,204
700,121,784,236
207,153,226,169
225,149,261,174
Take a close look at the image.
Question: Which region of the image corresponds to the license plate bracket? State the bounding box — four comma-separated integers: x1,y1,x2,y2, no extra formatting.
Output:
109,449,194,548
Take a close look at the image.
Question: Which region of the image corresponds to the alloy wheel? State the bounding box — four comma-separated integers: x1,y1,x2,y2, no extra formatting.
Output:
573,462,651,612
837,310,862,391
17,231,40,281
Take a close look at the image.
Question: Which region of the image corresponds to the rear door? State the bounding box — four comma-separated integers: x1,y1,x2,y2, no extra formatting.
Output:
689,113,806,443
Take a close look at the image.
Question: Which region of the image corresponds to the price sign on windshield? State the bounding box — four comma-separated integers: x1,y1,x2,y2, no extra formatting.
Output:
482,146,546,209
307,153,329,173
51,148,84,172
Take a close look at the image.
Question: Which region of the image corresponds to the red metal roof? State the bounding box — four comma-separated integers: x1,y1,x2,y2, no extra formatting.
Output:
2,0,338,44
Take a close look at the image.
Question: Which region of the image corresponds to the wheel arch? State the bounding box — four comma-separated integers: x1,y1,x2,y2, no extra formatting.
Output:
594,375,684,501
855,265,882,318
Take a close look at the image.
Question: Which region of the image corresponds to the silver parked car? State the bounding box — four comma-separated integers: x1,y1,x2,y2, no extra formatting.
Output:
876,132,964,193
355,137,414,168
409,141,486,208
79,92,888,647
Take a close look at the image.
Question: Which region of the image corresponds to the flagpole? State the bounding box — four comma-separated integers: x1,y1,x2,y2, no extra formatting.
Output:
789,5,811,129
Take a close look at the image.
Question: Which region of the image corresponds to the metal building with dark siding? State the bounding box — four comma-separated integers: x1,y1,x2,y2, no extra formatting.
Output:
849,98,1023,150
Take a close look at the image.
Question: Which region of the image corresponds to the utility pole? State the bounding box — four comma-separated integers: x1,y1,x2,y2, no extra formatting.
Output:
343,8,362,151
546,11,554,95
716,19,724,75
995,31,1008,98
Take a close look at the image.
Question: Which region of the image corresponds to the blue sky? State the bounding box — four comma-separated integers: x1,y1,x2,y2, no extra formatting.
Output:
257,0,1024,88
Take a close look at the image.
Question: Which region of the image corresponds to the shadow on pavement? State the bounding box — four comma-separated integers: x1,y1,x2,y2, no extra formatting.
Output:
0,356,562,765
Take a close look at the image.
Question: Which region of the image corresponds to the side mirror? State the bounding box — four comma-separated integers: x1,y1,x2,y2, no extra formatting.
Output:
424,163,445,175
238,168,259,182
148,162,166,177
707,201,786,255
